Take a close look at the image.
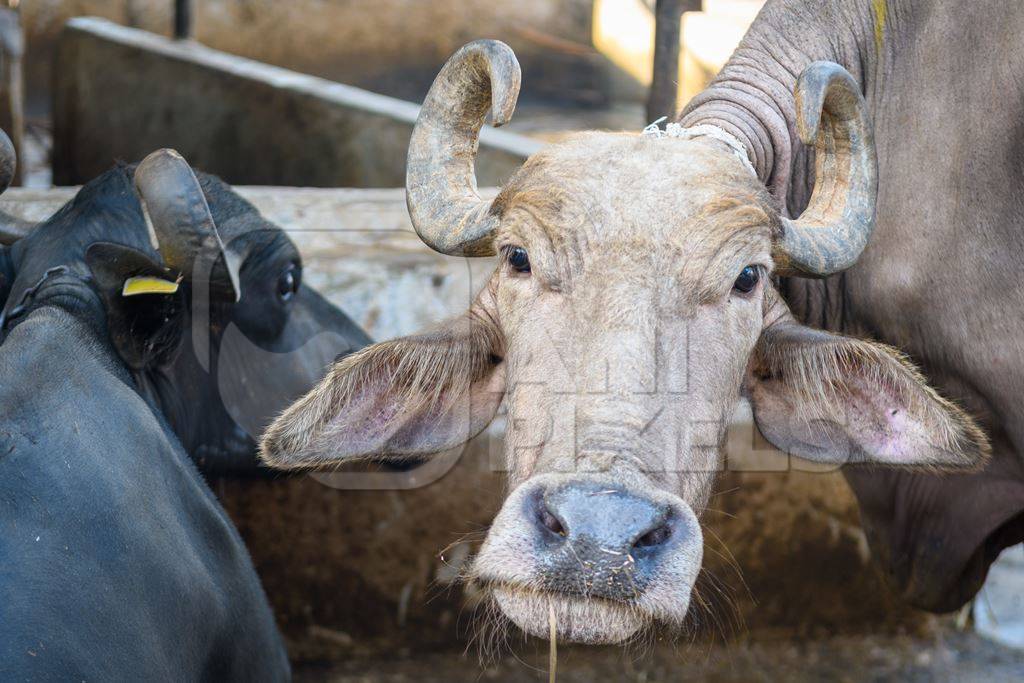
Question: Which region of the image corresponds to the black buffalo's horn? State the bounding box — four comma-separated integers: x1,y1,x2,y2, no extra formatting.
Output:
133,149,240,300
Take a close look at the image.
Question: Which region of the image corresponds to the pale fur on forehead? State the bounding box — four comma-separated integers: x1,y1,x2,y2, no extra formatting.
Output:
490,131,781,300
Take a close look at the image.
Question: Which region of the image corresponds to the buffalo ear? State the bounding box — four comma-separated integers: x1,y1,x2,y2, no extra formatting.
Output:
259,299,506,470
745,319,990,469
85,242,186,370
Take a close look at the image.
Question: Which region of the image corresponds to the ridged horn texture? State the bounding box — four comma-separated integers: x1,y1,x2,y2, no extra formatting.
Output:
406,40,521,257
775,62,878,277
133,148,240,300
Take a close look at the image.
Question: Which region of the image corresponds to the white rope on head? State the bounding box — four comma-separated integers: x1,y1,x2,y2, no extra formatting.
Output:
642,117,757,177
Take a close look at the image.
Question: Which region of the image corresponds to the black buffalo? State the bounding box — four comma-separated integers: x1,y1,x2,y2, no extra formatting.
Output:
0,147,367,678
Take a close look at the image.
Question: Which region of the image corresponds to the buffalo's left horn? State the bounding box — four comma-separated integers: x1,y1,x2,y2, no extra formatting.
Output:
775,62,878,277
406,40,521,256
133,148,241,300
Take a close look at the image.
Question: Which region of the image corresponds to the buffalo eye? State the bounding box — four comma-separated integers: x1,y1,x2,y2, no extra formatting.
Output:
277,263,300,302
732,265,760,294
507,246,531,274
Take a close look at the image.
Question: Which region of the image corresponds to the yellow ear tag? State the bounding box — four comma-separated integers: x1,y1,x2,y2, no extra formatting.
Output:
121,276,181,297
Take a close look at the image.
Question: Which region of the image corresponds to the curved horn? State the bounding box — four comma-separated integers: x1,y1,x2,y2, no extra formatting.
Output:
406,40,521,256
775,62,878,277
134,148,240,300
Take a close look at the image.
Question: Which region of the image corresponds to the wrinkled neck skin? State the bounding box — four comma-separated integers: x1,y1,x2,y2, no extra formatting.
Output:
680,0,902,332
681,0,890,207
1,270,121,373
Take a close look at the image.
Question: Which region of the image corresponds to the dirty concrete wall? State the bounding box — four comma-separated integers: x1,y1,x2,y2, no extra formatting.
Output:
52,18,540,187
25,0,632,116
0,185,932,660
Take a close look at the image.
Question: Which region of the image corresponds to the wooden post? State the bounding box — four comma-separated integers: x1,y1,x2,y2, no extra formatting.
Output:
174,0,193,40
646,0,700,126
0,6,23,187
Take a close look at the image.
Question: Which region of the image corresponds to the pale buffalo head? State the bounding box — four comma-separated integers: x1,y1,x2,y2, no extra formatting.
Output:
260,42,988,644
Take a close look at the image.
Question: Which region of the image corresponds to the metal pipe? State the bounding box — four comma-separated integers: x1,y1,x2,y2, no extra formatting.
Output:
646,0,700,126
174,0,193,40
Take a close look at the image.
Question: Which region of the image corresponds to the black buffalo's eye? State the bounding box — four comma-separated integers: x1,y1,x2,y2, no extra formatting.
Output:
733,265,760,294
277,264,300,302
507,246,531,274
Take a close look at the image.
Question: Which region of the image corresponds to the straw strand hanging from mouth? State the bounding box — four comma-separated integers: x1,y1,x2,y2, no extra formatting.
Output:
548,600,557,683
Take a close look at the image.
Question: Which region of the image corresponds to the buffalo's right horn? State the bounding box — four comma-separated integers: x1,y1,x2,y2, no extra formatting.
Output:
406,40,521,257
133,148,241,301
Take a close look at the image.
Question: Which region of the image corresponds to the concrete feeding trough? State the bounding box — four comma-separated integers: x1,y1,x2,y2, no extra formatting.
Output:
52,17,540,188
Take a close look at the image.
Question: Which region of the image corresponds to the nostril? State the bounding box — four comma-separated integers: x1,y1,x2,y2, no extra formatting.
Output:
634,523,672,548
537,504,567,537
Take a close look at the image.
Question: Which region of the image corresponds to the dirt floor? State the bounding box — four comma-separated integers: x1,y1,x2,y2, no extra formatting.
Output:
294,629,1024,682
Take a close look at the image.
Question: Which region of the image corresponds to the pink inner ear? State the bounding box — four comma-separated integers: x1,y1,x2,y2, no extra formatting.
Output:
750,359,961,466
323,387,398,456
842,373,941,464
750,317,986,468
353,397,405,444
324,380,458,457
323,374,505,460
858,400,918,462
